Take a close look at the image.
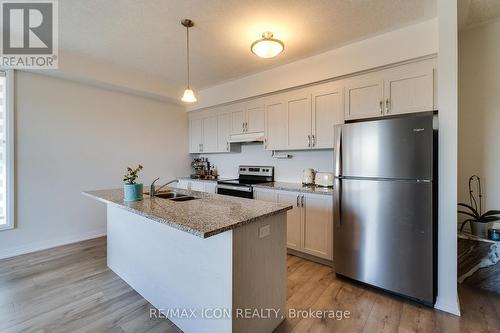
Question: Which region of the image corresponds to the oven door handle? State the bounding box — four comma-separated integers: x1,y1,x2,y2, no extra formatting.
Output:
216,184,253,192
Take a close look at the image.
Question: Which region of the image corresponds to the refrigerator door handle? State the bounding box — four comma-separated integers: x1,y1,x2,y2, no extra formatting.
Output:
334,178,342,226
334,125,342,177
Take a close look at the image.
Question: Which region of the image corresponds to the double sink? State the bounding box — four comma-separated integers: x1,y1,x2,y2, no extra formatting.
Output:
148,191,199,202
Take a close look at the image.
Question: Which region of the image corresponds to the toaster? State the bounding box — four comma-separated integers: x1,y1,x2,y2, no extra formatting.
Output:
314,172,334,187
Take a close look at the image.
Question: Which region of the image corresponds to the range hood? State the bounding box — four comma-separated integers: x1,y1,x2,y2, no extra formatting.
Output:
229,131,265,143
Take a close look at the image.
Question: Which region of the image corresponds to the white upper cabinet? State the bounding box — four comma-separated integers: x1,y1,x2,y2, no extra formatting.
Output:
311,82,345,149
286,89,312,150
202,115,218,153
384,63,434,115
344,75,385,120
217,113,232,152
188,58,436,153
230,103,246,135
189,118,203,153
265,97,287,150
345,59,435,121
246,102,265,133
230,100,265,135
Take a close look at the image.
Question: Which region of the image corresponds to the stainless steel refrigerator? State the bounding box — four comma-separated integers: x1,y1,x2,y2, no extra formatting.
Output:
333,112,437,305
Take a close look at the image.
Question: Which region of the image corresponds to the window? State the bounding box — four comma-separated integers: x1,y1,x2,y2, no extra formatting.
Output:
0,70,14,230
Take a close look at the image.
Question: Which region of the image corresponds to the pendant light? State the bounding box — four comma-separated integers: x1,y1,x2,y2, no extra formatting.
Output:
251,32,284,58
181,19,197,103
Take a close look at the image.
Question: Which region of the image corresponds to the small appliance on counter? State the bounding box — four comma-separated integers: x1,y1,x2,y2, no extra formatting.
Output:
217,165,274,199
190,157,218,179
315,172,334,187
302,168,316,185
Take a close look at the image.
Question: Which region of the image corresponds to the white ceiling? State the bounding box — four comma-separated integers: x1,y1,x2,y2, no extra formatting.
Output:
59,0,436,90
458,0,500,30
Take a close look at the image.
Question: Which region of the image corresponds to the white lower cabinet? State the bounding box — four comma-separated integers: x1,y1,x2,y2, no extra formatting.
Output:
254,188,333,261
204,182,217,194
177,179,216,193
302,193,333,260
276,191,303,251
253,187,275,202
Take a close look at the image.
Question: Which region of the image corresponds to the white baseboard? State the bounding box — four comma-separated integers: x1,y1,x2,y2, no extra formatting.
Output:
0,229,107,260
435,295,461,316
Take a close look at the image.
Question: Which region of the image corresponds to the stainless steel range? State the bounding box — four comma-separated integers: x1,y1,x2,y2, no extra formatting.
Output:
217,166,274,199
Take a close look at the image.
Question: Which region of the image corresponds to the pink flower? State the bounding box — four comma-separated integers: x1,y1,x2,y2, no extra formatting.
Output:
127,167,132,172
138,164,143,169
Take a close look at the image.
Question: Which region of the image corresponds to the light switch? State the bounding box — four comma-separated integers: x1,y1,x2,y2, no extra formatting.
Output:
259,225,271,238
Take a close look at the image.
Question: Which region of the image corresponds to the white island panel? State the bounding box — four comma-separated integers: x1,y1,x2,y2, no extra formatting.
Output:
107,205,233,333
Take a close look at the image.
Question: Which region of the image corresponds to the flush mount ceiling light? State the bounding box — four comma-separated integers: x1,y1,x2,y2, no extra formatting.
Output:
181,19,197,103
251,32,284,58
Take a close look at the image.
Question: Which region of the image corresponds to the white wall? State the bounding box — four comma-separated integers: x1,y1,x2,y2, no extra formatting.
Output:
458,19,500,227
31,51,184,105
189,18,438,111
0,72,190,259
200,145,333,182
435,0,459,316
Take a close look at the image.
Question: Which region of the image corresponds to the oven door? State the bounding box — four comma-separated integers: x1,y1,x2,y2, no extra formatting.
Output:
217,184,253,199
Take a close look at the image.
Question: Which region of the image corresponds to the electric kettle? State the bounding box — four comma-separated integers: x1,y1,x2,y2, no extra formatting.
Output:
302,168,316,185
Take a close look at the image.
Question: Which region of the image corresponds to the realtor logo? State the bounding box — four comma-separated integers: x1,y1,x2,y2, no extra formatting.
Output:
0,0,58,68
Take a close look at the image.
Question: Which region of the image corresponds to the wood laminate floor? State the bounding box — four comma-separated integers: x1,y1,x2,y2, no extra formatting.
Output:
0,237,498,333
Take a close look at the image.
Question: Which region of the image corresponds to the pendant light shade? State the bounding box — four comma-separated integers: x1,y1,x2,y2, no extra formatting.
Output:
251,32,284,58
181,88,197,103
181,19,196,103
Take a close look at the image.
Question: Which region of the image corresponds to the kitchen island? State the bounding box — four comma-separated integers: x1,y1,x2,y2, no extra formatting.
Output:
83,188,292,333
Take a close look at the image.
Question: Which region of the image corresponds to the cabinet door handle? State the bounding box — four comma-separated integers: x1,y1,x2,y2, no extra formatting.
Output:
312,135,316,147
264,137,268,149
296,195,299,207
379,100,383,114
226,141,229,151
300,194,304,207
198,143,201,152
200,144,203,152
245,122,248,132
242,122,245,132
307,135,311,148
385,99,390,113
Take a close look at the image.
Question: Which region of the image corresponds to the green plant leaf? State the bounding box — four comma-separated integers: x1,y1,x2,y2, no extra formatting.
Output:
482,210,500,217
460,219,474,231
478,216,500,223
458,203,479,216
458,210,479,219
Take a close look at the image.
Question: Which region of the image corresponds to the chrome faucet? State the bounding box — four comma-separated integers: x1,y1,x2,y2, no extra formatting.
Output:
150,178,179,197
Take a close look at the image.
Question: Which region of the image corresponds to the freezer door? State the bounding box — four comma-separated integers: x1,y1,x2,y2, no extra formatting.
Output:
341,114,434,180
333,178,434,303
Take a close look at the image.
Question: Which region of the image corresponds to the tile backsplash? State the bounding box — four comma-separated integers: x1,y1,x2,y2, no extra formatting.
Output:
199,143,333,182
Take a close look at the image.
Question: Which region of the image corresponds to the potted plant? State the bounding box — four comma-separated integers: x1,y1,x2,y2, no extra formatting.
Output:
458,175,500,238
123,164,144,202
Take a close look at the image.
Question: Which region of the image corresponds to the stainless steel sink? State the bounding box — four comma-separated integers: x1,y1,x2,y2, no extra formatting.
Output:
169,196,198,202
149,191,199,202
153,192,187,199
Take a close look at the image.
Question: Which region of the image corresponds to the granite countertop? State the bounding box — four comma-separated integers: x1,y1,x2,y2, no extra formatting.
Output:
83,188,292,238
253,182,334,195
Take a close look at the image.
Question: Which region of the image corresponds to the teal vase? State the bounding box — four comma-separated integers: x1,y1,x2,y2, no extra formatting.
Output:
124,183,143,201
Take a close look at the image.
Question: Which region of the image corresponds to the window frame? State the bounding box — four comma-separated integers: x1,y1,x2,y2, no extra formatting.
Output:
0,69,14,231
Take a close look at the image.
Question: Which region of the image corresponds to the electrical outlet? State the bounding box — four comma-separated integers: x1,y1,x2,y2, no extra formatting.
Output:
259,225,271,238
